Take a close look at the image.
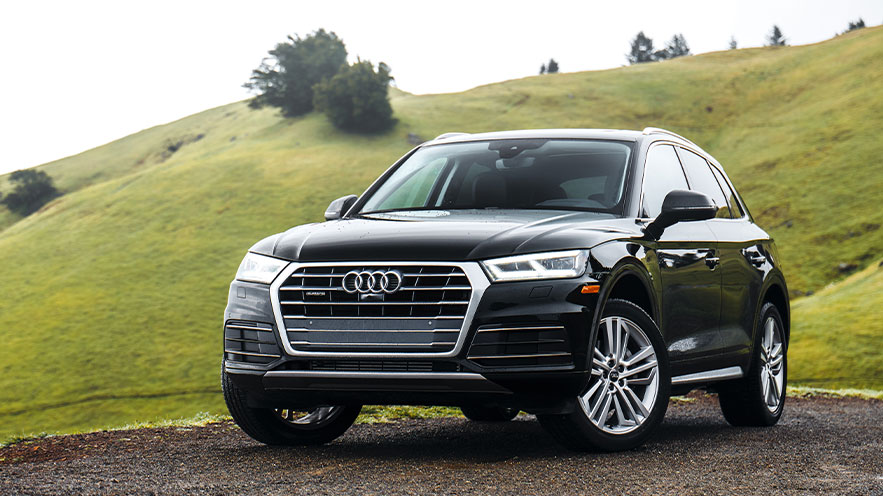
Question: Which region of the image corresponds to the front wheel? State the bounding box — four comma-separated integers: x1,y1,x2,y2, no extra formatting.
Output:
538,299,671,452
222,370,361,445
718,302,786,426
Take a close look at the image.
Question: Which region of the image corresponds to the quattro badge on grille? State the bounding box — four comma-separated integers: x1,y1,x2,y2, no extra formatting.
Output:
342,270,403,294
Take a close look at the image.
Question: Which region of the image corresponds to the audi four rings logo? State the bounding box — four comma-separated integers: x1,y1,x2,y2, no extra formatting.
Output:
342,270,403,294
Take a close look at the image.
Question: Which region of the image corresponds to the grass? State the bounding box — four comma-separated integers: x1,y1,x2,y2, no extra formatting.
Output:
788,261,883,389
0,28,882,443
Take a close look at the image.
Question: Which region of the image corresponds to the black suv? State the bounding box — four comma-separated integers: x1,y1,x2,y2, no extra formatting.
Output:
222,128,789,451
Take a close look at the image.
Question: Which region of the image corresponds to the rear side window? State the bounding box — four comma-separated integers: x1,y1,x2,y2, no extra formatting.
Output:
641,145,688,218
678,148,732,219
709,165,745,218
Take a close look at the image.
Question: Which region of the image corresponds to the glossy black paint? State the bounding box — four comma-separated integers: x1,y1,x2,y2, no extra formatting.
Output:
226,128,789,410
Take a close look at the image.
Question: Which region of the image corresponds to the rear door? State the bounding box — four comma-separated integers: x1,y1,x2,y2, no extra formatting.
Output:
642,144,722,365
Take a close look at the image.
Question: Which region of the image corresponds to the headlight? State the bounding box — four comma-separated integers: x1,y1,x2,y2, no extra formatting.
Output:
481,250,589,282
235,253,289,284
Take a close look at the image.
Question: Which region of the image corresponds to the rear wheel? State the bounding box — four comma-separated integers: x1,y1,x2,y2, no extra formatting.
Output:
538,299,670,451
222,370,361,445
718,302,786,426
460,405,519,422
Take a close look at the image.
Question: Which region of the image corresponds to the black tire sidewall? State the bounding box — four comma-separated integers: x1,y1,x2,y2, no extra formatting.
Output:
223,368,361,445
749,303,787,423
560,299,671,451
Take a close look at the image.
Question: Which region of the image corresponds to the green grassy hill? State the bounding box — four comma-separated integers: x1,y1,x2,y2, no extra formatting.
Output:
1,27,882,442
789,260,883,390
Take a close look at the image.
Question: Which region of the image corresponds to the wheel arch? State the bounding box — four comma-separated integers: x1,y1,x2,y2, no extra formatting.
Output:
604,268,658,324
588,260,660,354
761,280,790,343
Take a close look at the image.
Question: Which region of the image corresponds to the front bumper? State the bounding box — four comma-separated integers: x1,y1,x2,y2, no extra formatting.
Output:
223,270,601,410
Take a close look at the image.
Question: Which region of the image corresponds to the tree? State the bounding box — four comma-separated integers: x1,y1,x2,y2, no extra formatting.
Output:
846,18,866,32
766,25,787,46
728,36,738,50
663,34,691,59
547,58,559,74
627,31,655,64
313,60,394,133
539,63,546,75
1,169,60,216
243,29,347,117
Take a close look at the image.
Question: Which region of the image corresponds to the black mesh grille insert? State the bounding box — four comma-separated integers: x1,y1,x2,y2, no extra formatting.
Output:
278,265,472,353
467,323,573,368
224,321,281,365
307,360,460,372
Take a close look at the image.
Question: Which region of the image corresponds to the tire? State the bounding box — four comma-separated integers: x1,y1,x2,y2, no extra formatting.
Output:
718,302,787,426
538,299,671,452
222,369,361,446
460,405,519,422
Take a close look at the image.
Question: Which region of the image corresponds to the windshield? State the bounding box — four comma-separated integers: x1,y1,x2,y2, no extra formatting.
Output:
359,139,633,216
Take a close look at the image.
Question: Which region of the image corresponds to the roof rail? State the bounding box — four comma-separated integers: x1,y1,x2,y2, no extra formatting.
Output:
641,127,696,146
433,132,470,140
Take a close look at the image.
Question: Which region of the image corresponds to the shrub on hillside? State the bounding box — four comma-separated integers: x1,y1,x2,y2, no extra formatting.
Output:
2,169,60,216
313,60,394,133
628,32,691,63
845,19,866,33
662,34,691,59
627,31,656,64
546,58,559,74
243,29,347,117
766,25,787,46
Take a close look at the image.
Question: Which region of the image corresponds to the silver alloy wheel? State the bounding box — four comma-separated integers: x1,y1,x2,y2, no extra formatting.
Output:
759,316,785,413
274,407,344,429
580,316,660,434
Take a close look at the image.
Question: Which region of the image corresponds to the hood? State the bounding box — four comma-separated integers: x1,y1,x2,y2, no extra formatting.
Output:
256,210,641,262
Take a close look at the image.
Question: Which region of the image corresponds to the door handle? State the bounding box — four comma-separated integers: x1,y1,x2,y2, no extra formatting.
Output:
702,249,719,269
741,248,766,267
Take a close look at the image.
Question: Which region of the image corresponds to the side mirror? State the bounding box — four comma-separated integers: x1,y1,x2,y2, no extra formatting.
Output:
645,190,717,239
324,194,358,221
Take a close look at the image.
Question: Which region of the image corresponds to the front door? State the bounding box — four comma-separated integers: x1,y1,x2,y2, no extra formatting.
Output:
655,222,722,362
641,144,722,366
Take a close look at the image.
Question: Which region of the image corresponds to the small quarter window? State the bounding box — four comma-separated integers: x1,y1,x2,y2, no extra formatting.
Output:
641,145,688,218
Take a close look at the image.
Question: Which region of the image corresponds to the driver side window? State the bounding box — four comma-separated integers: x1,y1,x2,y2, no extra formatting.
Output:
642,145,689,218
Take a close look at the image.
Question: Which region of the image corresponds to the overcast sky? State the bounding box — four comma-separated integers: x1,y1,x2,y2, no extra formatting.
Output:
1,0,881,174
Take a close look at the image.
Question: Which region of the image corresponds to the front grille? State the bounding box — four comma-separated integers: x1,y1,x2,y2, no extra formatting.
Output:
224,321,281,364
278,264,473,353
467,323,573,368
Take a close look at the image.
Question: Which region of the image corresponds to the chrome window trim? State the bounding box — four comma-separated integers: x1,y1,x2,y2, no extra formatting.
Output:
638,140,691,219
639,138,748,221
269,261,490,358
706,162,748,220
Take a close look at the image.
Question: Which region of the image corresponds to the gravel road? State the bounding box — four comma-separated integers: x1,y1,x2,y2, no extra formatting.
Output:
1,394,881,495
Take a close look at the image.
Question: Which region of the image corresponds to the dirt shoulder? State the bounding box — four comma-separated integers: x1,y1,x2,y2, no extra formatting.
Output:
1,394,881,495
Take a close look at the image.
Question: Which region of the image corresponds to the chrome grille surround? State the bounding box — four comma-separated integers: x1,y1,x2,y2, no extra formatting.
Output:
269,261,490,357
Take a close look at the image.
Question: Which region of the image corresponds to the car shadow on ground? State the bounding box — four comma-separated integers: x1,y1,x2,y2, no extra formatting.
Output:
224,406,745,464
